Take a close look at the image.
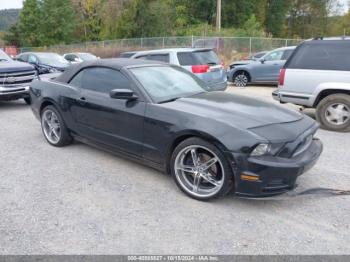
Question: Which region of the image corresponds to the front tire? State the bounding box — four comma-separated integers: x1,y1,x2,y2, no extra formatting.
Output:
24,97,31,105
41,105,72,147
170,137,233,201
316,94,350,132
233,71,249,87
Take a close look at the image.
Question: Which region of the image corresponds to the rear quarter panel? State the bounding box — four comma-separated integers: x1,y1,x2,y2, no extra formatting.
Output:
30,79,79,131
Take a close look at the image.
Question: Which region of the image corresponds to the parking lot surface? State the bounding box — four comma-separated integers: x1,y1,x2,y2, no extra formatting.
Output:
0,85,350,254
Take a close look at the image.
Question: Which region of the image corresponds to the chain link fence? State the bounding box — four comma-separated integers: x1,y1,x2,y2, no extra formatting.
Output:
20,36,303,64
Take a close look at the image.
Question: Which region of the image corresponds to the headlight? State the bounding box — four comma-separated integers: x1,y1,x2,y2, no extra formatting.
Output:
33,71,39,80
250,143,285,156
250,143,271,156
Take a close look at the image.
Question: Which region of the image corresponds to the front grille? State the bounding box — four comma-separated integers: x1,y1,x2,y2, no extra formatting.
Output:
0,70,36,87
277,127,317,158
0,88,25,93
292,135,313,157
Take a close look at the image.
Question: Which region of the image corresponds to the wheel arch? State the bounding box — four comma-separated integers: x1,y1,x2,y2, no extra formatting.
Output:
232,69,251,82
165,130,235,175
313,89,350,107
39,98,59,115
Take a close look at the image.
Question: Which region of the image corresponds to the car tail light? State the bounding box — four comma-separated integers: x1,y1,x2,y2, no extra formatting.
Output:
278,68,286,86
192,65,209,74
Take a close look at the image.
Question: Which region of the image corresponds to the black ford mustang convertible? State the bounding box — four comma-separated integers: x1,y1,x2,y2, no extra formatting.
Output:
30,58,323,200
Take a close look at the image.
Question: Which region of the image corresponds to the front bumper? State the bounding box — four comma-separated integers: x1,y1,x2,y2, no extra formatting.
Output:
0,85,30,101
272,89,280,101
232,138,323,197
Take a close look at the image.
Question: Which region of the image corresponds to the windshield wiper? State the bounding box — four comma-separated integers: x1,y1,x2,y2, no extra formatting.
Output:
158,97,181,104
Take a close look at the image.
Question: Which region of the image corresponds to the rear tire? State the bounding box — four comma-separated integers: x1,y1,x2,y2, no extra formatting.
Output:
41,105,72,147
170,137,234,201
316,94,350,132
24,97,31,105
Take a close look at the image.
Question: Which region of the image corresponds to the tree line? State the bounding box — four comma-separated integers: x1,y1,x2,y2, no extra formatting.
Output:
4,0,348,47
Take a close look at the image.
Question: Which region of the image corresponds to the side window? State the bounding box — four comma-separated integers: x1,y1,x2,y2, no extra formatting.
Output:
69,67,131,93
69,70,84,88
288,42,350,71
282,49,293,60
147,54,170,63
28,54,38,64
264,50,283,61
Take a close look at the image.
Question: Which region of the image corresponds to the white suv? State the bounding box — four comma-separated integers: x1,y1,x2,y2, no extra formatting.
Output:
130,48,227,91
273,37,350,132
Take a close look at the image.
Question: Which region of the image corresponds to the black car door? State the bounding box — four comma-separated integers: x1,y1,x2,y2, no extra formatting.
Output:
68,67,146,157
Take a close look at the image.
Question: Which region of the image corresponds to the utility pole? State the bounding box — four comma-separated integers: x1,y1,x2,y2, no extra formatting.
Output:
216,0,221,32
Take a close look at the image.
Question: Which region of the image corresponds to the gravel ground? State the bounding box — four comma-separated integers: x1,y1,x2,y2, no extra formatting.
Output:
0,85,349,255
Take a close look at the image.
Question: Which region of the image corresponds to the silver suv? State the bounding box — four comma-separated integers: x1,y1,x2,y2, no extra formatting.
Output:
273,38,350,132
130,48,227,91
228,46,295,87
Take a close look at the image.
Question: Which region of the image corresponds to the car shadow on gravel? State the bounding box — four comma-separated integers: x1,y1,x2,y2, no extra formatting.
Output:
0,100,28,109
60,140,300,206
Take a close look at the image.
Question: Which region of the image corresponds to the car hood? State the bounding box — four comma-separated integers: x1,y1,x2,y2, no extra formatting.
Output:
41,62,69,69
161,92,303,130
39,72,62,80
0,60,34,73
229,60,257,67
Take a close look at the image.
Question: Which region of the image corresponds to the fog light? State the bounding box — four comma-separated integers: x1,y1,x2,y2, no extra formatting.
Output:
240,173,260,182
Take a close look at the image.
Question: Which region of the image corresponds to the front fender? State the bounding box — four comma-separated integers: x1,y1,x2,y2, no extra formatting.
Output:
227,65,252,82
168,121,263,156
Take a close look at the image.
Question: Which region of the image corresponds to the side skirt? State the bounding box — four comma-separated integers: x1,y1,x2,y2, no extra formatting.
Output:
72,134,166,173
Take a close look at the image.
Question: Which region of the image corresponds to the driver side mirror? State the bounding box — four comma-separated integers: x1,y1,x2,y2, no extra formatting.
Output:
260,58,265,64
110,89,138,100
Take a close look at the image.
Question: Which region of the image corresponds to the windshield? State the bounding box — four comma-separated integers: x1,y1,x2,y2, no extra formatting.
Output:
0,49,12,61
130,66,208,103
79,53,97,61
36,53,69,65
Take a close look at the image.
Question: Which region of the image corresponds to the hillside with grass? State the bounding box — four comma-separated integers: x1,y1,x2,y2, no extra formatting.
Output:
0,9,20,31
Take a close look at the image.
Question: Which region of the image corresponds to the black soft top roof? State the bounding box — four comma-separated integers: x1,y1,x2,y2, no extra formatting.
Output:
55,58,163,83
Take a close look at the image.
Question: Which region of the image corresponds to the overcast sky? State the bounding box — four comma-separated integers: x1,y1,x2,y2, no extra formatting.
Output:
0,0,23,10
0,0,348,13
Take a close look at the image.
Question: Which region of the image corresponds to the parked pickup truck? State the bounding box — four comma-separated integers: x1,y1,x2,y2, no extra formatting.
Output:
0,49,36,104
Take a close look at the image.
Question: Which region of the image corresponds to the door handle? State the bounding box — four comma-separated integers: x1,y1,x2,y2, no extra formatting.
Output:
76,97,86,105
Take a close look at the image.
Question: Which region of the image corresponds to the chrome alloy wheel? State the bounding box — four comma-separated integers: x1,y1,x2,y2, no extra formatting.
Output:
41,109,61,144
325,103,350,126
174,145,225,198
234,74,248,87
